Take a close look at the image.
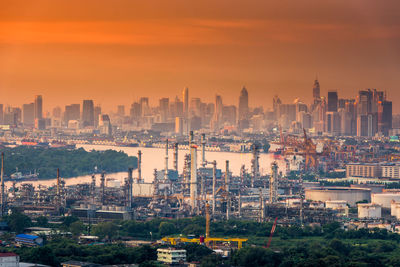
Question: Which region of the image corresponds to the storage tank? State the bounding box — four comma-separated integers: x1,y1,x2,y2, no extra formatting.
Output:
372,193,400,208
358,203,381,219
351,184,384,193
391,202,400,219
305,187,371,207
325,200,348,209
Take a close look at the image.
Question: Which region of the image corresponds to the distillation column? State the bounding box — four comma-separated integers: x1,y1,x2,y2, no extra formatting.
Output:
270,161,279,204
251,144,260,187
1,153,5,216
173,143,178,171
190,144,198,211
212,160,217,216
164,139,169,181
201,133,206,167
137,150,142,183
225,160,230,220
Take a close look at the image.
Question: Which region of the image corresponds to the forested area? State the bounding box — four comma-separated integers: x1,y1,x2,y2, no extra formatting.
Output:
1,146,137,178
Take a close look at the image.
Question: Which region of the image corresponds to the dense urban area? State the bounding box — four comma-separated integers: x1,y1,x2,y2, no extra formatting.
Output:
0,82,398,266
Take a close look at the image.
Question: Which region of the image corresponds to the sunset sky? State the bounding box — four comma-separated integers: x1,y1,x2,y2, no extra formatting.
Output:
1,0,400,113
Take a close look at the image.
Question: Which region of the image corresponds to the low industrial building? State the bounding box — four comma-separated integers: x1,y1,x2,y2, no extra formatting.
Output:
358,203,382,219
15,234,43,247
346,163,381,178
0,253,19,267
157,248,186,265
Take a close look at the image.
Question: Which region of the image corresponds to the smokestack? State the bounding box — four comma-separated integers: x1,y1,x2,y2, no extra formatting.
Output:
128,168,133,208
101,171,105,205
1,152,4,216
270,161,278,204
137,150,142,183
201,134,206,167
173,143,178,171
251,143,259,188
212,160,216,216
189,131,194,146
225,160,229,192
57,168,60,197
190,144,198,210
164,139,169,181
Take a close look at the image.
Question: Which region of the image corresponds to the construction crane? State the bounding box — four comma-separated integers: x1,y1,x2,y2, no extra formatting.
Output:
266,217,278,249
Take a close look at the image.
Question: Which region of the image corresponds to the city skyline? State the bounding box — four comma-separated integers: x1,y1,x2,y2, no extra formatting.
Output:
1,0,400,112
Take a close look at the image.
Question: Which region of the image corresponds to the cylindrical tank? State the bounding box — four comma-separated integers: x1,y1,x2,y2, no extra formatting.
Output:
305,187,371,207
358,203,381,218
372,193,400,208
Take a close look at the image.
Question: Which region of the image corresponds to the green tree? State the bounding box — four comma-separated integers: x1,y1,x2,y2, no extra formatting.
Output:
35,216,49,227
232,247,282,267
6,210,32,233
92,221,118,241
159,222,176,236
70,221,85,237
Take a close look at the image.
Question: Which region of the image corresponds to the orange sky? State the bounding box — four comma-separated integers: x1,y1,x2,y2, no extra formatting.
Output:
1,0,400,113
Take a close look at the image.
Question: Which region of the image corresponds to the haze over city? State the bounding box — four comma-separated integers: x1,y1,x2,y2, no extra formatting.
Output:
1,0,400,112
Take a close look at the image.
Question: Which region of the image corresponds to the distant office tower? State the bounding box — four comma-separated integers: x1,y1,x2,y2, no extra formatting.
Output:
99,114,112,135
139,97,149,116
64,104,80,124
313,79,320,100
175,117,184,135
238,87,249,121
326,111,341,135
327,91,338,112
0,104,3,124
190,98,201,117
183,87,189,119
357,90,373,115
34,95,43,120
52,106,62,118
213,95,223,130
223,105,237,125
159,98,170,122
170,97,183,118
273,95,282,119
4,107,18,126
378,100,392,136
117,105,125,116
130,102,142,119
22,103,35,126
82,100,95,127
94,105,102,127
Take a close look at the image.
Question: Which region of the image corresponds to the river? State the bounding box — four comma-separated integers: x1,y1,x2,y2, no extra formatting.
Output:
6,144,286,188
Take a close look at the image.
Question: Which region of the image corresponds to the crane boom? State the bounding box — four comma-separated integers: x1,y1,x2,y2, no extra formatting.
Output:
266,217,278,249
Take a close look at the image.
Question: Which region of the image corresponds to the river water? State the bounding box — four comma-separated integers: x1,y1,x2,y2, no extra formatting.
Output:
6,144,286,188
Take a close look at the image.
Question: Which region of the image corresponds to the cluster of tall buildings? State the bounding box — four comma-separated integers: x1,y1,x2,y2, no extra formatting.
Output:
0,81,394,137
124,87,255,134
274,80,393,136
0,96,111,135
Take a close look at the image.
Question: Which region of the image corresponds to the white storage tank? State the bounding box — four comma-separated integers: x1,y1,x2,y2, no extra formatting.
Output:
391,201,400,219
325,200,348,209
305,187,371,207
372,193,400,208
358,203,382,219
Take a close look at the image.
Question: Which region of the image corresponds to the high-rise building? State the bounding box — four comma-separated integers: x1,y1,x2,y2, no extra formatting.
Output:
159,98,169,122
34,95,43,120
22,103,35,126
214,95,223,129
99,114,112,135
117,105,125,116
0,104,3,124
183,87,189,119
94,105,102,127
52,106,62,118
378,100,392,136
327,91,338,112
64,104,80,124
313,79,320,100
238,87,249,121
82,100,95,127
139,97,149,116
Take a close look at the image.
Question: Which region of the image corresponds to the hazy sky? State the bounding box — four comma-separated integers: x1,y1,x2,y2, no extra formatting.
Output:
1,0,400,113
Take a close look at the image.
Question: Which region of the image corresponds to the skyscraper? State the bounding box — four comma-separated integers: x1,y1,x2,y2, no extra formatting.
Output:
238,87,249,121
22,103,35,126
34,95,43,120
313,79,320,100
327,91,338,112
183,87,189,119
64,104,80,124
159,98,170,122
94,105,102,127
82,100,95,127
